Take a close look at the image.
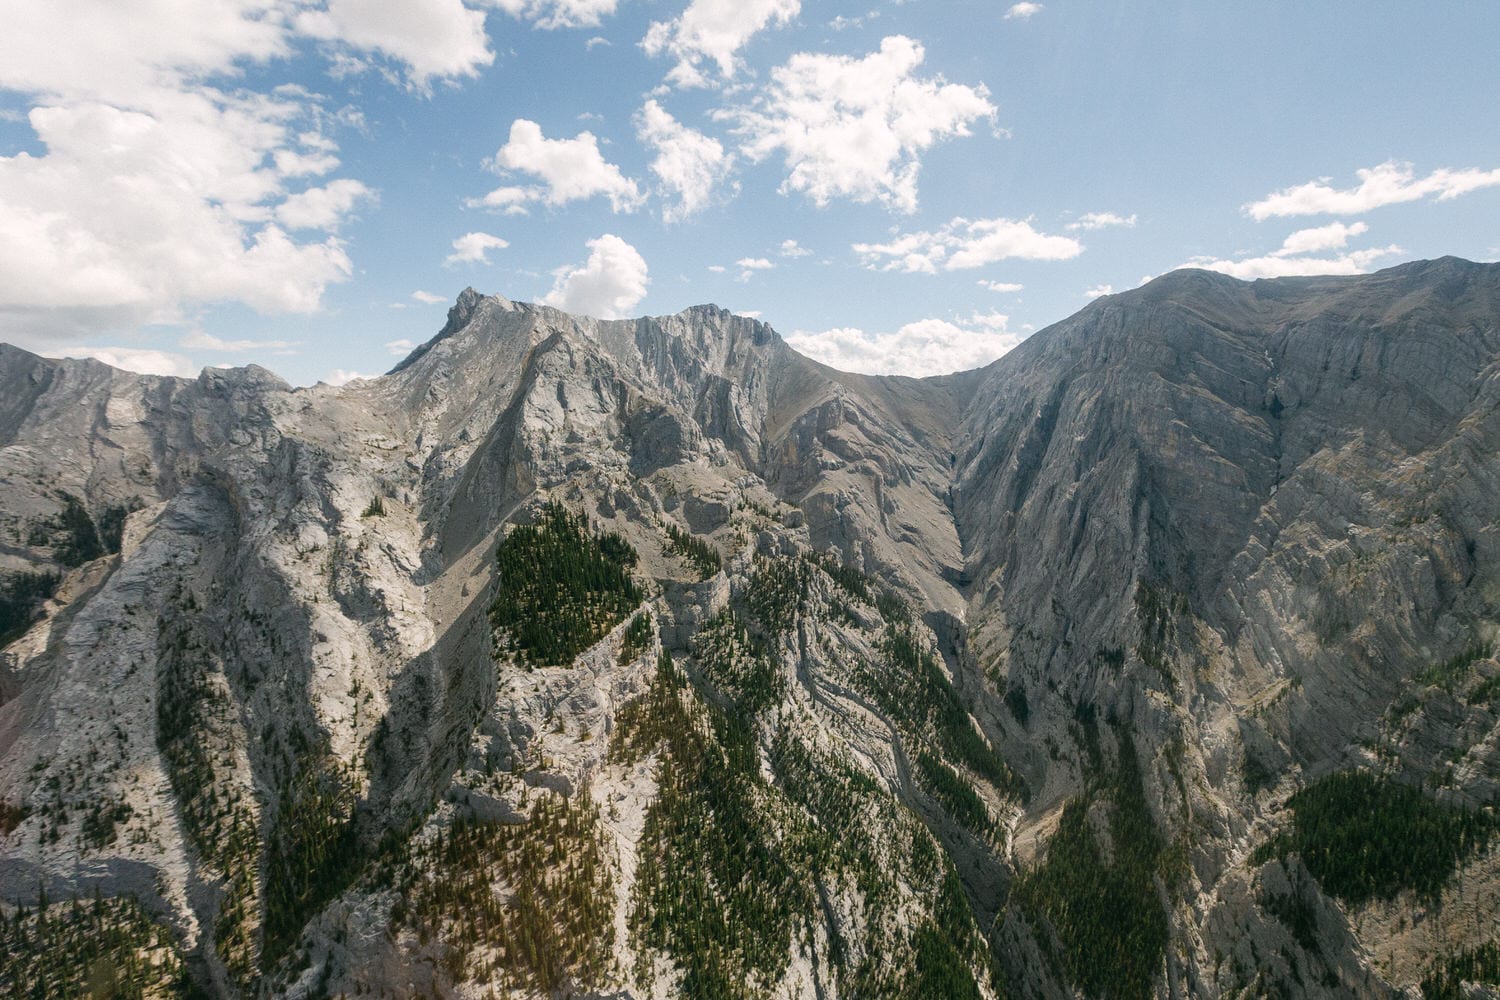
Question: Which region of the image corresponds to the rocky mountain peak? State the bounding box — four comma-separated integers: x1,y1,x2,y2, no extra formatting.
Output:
2,259,1499,999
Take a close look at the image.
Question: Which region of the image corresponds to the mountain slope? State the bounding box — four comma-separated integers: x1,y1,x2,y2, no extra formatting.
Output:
1,258,1498,998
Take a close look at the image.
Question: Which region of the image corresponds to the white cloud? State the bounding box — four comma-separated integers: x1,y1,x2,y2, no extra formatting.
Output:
411,289,447,303
180,330,297,352
1246,161,1500,220
53,345,199,378
735,256,774,281
295,0,494,87
1004,3,1044,19
488,0,618,30
1273,221,1368,256
779,239,812,257
446,231,510,265
275,178,375,230
1084,284,1113,298
855,216,1081,273
0,1,449,343
477,119,644,213
1186,244,1403,280
322,368,371,386
470,185,540,215
707,264,727,273
385,337,417,355
734,309,762,318
724,36,994,212
636,99,735,222
979,280,1023,292
643,0,800,88
786,310,1022,377
542,234,649,318
1068,211,1136,231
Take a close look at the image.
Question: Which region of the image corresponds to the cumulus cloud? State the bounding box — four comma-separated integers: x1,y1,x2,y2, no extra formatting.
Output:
855,216,1081,273
385,337,417,355
1272,221,1368,256
636,99,735,222
643,0,801,88
180,330,297,352
979,280,1023,292
779,239,811,257
295,0,494,86
1004,3,1044,20
0,0,454,344
476,119,644,213
1186,244,1402,280
1068,211,1136,231
276,178,375,230
411,289,447,303
785,310,1022,377
53,345,199,378
446,231,510,265
1246,161,1500,220
542,234,649,318
1084,284,1113,299
488,0,619,30
723,35,995,213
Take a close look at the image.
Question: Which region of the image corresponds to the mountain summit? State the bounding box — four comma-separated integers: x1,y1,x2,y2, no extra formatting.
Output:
2,259,1499,998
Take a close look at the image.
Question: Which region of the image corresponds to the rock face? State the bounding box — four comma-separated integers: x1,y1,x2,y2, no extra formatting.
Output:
2,257,1499,998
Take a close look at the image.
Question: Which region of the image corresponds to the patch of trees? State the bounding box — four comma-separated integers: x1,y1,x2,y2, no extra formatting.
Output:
1251,771,1497,905
390,791,616,993
1422,941,1500,999
0,570,59,645
664,521,722,579
1011,729,1170,1000
0,890,194,999
490,502,642,668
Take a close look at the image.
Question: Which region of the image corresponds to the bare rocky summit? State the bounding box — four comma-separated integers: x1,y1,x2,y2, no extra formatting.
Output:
1,257,1498,998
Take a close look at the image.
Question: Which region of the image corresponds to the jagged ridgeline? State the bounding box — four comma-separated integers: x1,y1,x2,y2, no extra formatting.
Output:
5,261,1500,998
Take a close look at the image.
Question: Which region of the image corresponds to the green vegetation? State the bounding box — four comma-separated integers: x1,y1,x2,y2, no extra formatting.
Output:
360,495,385,517
744,556,812,636
490,502,642,668
1250,771,1496,906
664,520,723,579
913,751,1000,840
1468,672,1500,706
390,792,615,993
52,492,103,567
263,752,362,964
1011,729,1169,1000
860,624,1024,802
1415,642,1493,691
691,611,784,717
629,651,813,999
1422,941,1500,999
0,570,59,644
618,609,654,665
0,891,195,998
156,620,259,984
1135,582,1187,691
614,620,992,1000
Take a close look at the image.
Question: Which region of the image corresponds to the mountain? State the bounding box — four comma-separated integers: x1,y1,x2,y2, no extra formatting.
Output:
1,258,1498,999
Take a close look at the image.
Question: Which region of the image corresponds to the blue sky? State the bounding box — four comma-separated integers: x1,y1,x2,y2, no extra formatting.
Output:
2,2,1499,384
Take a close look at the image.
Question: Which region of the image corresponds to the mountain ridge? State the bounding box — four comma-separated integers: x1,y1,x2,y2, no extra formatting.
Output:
1,257,1499,998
